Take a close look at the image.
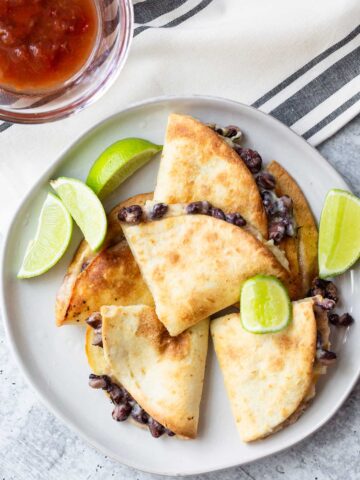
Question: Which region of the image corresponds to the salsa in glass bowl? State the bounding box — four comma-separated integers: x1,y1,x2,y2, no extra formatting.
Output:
0,0,133,123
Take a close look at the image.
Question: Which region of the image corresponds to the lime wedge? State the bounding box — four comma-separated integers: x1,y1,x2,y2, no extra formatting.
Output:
86,138,162,198
51,177,107,252
318,188,360,278
240,275,291,333
18,193,73,278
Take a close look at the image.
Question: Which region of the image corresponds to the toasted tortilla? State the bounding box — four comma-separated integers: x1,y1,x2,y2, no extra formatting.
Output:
154,113,268,238
85,327,109,375
267,161,318,297
211,298,317,442
101,305,209,439
122,214,292,336
56,193,153,326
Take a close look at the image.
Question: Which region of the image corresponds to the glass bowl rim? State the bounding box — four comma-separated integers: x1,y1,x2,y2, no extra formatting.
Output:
0,0,134,125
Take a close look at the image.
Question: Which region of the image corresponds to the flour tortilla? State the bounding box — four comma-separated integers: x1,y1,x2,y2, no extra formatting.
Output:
211,298,317,442
154,113,268,238
101,305,209,439
85,327,109,375
267,161,318,297
122,214,292,336
56,193,153,326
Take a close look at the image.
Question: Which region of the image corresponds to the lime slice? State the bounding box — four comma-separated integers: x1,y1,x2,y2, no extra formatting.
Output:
240,275,292,333
18,193,73,278
86,138,162,198
318,188,360,278
51,177,107,252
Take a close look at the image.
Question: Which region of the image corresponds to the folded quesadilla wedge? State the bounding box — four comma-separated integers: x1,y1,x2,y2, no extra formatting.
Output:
122,214,293,336
154,113,268,238
99,305,209,439
211,297,329,442
267,161,318,297
56,193,153,326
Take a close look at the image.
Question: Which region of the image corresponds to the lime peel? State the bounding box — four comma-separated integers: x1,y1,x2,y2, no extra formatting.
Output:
318,189,360,278
17,193,73,278
240,275,292,334
86,138,162,198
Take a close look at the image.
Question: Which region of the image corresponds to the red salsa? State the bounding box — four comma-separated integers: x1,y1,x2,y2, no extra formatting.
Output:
0,0,98,92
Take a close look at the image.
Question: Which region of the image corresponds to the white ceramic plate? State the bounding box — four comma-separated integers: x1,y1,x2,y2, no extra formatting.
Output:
1,96,359,476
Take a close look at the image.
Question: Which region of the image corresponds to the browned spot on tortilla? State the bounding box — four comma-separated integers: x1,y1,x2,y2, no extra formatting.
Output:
268,356,285,372
168,252,180,264
273,334,294,353
153,266,165,282
136,310,190,359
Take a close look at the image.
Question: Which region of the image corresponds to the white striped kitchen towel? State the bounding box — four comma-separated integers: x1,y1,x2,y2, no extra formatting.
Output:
1,0,359,145
130,0,360,146
0,0,359,232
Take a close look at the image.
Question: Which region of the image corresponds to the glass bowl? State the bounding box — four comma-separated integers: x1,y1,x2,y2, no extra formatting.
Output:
0,0,133,124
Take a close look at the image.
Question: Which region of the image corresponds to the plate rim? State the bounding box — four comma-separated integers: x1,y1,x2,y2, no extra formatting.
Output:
0,94,357,476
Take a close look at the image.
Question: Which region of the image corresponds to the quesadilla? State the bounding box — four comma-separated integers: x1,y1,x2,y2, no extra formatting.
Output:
267,161,318,297
154,113,268,238
211,297,330,442
56,193,153,326
85,305,209,439
121,213,292,336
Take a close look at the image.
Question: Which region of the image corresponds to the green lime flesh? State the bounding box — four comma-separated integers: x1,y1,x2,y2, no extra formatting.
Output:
18,193,73,278
318,189,360,278
51,177,107,252
240,275,292,334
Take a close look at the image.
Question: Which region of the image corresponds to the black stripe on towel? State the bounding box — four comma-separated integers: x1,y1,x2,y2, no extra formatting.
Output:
302,92,360,140
270,46,360,126
134,0,213,36
252,24,360,108
134,0,189,25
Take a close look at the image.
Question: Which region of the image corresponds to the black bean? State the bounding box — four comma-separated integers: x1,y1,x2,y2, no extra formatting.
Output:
166,429,176,437
325,282,338,304
81,260,89,272
234,147,262,174
88,374,110,390
86,312,102,329
186,201,212,215
315,298,336,311
312,278,330,290
210,207,226,221
256,172,276,190
214,126,225,136
225,212,246,227
309,287,325,297
225,125,241,138
148,418,165,438
261,190,277,216
122,388,133,403
316,349,337,366
91,329,103,348
338,313,354,327
149,203,168,220
269,221,286,244
108,384,123,404
328,313,340,326
112,402,132,422
118,205,143,224
131,403,149,424
278,195,293,214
